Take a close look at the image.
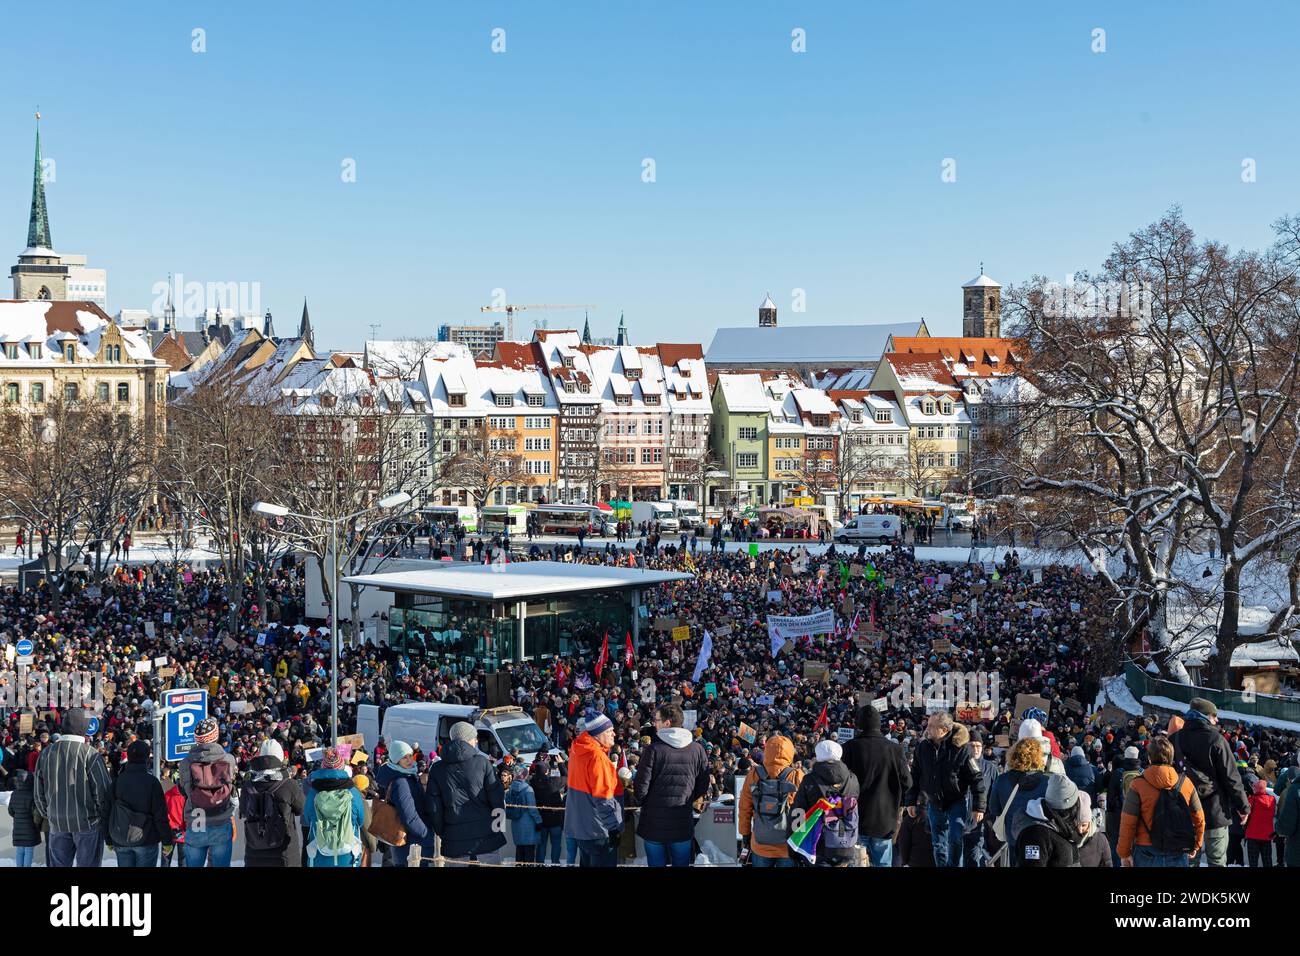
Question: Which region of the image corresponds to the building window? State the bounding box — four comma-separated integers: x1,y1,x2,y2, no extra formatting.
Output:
527,459,552,475
64,343,76,362
31,382,45,403
494,394,514,407
579,382,591,393
524,416,548,430
641,447,662,465
875,410,891,423
524,437,552,451
735,452,759,470
418,430,428,448
614,395,630,406
625,369,640,381
64,383,78,401
738,426,759,441
117,383,130,403
109,345,122,362
29,344,42,360
526,394,545,407
489,437,517,451
489,416,515,430
4,383,17,403
449,393,466,407
645,394,660,405
96,382,110,402
3,344,17,360
940,400,953,415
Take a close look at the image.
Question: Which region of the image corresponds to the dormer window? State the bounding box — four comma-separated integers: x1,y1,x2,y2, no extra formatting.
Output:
850,410,862,423
64,343,76,362
615,395,631,407
3,344,17,360
526,393,545,407
645,394,660,405
875,410,891,423
29,344,41,360
625,369,640,381
322,394,337,408
923,399,936,416
107,345,122,363
449,393,466,407
495,394,514,407
940,400,953,415
579,382,591,394
563,381,575,393
562,355,574,368
812,414,829,427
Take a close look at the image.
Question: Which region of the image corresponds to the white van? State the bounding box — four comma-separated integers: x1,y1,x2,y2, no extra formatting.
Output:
356,702,559,765
834,514,902,544
480,504,529,536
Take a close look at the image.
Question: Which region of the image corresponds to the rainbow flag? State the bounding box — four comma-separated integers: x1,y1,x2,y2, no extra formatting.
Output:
787,797,835,863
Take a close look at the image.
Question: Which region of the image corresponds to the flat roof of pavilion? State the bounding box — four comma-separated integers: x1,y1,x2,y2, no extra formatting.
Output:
342,560,692,601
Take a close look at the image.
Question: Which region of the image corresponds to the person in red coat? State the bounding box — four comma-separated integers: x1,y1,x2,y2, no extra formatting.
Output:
162,775,187,867
1245,778,1276,867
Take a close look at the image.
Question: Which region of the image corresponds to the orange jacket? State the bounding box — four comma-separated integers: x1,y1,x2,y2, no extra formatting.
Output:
739,736,805,858
1118,764,1205,859
564,732,624,840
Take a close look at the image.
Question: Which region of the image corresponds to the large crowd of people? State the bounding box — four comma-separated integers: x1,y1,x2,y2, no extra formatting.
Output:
2,527,1298,869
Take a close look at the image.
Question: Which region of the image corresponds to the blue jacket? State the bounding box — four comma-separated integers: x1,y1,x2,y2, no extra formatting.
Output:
375,762,429,844
1065,753,1099,799
506,779,542,845
303,768,365,845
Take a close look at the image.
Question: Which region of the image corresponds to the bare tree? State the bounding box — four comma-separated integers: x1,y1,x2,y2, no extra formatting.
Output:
997,207,1300,685
902,436,947,499
446,421,529,515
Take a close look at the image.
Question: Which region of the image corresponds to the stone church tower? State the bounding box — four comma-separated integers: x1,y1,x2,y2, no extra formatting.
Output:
758,292,777,327
962,269,1001,337
12,114,69,301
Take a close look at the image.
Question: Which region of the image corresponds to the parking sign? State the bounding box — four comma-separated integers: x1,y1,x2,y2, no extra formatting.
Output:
163,688,208,761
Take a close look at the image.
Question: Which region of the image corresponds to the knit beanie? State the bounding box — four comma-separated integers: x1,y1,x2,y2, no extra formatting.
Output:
259,738,285,762
322,747,345,770
814,740,843,763
450,721,477,743
194,717,219,744
584,714,613,737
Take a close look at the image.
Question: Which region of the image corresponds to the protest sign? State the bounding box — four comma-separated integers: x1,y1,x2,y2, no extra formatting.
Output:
803,661,830,683
738,722,757,744
766,590,783,604
766,609,834,642
836,727,855,743
19,713,33,734
672,625,690,642
134,659,152,674
756,694,775,706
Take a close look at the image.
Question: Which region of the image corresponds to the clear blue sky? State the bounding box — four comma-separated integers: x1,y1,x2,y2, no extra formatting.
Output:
3,2,1297,347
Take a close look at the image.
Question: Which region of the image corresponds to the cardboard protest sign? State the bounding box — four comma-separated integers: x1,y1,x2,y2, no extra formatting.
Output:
836,727,855,743
956,700,995,722
970,583,986,596
144,622,156,640
803,661,830,683
1062,697,1084,715
738,722,757,744
158,667,176,679
19,712,33,734
154,656,168,667
994,734,1011,749
671,625,690,642
222,636,239,652
1013,693,1051,735
134,659,152,674
932,639,954,653
766,590,783,603
714,625,732,638
682,710,698,731
336,732,365,750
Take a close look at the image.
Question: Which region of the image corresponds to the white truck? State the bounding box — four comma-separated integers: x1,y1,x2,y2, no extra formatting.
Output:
668,499,703,531
630,500,679,533
356,702,560,765
833,513,902,545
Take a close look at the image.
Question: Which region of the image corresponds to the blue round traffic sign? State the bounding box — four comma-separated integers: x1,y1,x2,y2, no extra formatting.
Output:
15,638,33,656
85,716,100,736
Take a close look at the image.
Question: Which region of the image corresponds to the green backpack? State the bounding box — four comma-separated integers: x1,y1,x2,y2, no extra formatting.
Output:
314,789,354,854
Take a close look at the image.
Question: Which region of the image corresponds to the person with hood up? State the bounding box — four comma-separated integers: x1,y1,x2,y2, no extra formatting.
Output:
1075,791,1113,867
33,709,113,867
840,704,910,867
178,717,239,867
303,747,365,867
1065,745,1099,800
162,769,186,867
563,713,628,867
240,738,306,867
738,734,805,867
426,721,506,866
1104,745,1143,865
7,768,42,867
1016,773,1083,867
108,740,171,867
633,703,710,867
1244,778,1276,867
792,739,860,867
504,764,543,863
374,739,428,867
905,712,986,867
1172,699,1249,867
1118,736,1205,867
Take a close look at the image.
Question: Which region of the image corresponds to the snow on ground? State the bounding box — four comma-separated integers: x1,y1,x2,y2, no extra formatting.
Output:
1095,673,1144,716
1141,696,1300,733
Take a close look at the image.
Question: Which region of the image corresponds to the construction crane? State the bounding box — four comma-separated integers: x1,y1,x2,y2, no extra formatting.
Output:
479,303,597,342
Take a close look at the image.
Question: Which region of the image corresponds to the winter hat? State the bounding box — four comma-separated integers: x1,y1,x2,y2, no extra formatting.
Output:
814,740,843,763
322,747,345,770
1044,772,1080,810
1017,718,1044,740
584,714,613,737
127,740,151,764
1076,791,1093,825
194,717,220,744
968,726,985,745
353,774,371,793
1070,746,1085,759
1187,698,1217,720
258,738,285,762
857,704,882,733
60,708,92,737
1124,746,1140,760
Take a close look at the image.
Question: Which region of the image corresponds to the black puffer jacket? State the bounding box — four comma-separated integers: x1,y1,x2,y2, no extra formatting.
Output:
111,762,171,848
633,727,709,843
7,770,42,847
1173,717,1250,829
793,759,861,864
906,727,986,813
425,740,506,858
241,755,306,867
530,765,566,831
1105,756,1141,837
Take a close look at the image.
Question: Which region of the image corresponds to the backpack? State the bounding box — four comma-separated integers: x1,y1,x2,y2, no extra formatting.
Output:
188,758,233,813
750,765,797,846
1141,773,1197,855
313,789,355,854
241,785,289,852
107,778,150,847
1121,769,1141,798
819,792,860,851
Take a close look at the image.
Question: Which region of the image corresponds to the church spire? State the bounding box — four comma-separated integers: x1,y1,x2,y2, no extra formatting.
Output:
27,111,53,251
298,297,315,353
615,311,628,346
263,308,275,339
581,311,592,345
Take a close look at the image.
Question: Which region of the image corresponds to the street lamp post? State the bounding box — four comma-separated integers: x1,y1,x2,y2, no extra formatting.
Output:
253,491,411,743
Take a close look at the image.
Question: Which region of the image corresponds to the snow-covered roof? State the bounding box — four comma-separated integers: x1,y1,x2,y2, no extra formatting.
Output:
1230,639,1299,668
343,559,693,601
0,300,166,369
717,373,768,413
706,322,922,367
962,273,1001,288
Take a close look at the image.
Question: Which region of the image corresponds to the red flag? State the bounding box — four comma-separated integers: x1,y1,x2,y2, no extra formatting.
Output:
556,662,568,689
624,632,634,669
812,703,829,735
595,633,609,678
